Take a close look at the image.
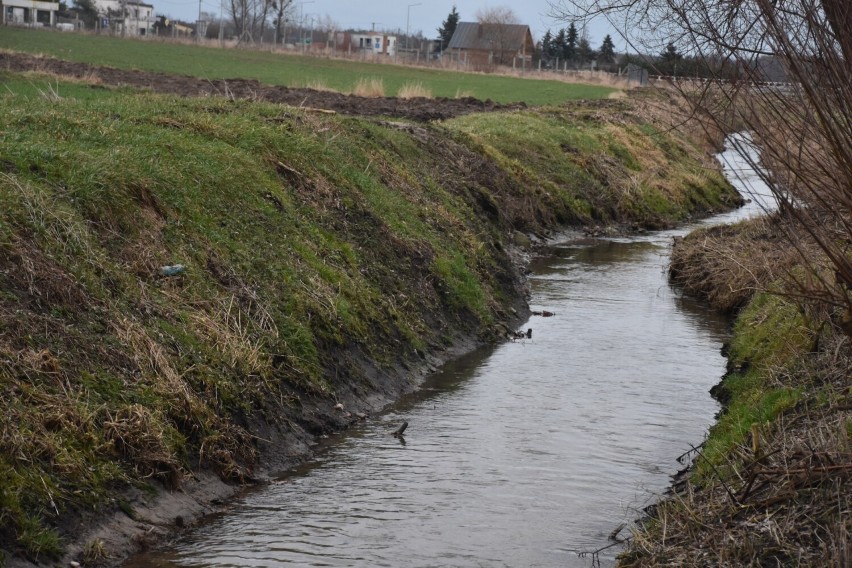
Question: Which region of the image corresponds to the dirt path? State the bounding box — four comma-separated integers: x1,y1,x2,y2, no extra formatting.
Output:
0,51,527,121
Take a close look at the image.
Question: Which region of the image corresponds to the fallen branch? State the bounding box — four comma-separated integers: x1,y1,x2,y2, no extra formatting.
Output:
392,421,408,437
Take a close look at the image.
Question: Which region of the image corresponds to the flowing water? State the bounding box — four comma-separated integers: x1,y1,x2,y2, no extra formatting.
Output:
126,137,775,568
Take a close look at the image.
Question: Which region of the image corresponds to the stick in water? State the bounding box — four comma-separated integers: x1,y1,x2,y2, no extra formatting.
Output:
392,421,408,437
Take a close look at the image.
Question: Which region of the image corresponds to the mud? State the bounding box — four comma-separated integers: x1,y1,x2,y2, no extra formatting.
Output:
0,51,526,122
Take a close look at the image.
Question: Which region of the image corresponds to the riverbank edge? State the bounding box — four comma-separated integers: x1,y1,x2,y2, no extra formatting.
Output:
68,320,508,568
5,255,528,568
618,217,851,566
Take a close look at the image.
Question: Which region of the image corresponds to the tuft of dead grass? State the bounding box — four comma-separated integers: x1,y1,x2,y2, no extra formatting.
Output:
669,215,802,312
102,404,182,484
351,77,385,98
397,82,432,100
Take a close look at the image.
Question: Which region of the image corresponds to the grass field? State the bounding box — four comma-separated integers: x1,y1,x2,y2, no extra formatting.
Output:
0,27,617,105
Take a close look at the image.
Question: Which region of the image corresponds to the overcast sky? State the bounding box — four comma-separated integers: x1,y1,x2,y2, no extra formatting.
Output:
156,0,619,49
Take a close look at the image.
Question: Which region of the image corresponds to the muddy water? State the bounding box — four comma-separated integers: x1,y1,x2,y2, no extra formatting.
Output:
127,138,774,568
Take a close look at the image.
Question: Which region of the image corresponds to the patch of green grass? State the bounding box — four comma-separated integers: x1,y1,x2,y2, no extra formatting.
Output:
434,251,488,318
17,514,63,561
728,292,812,370
0,70,129,100
0,28,616,105
696,293,811,479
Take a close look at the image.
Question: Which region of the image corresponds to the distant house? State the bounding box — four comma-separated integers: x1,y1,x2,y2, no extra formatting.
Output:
447,21,534,67
153,15,194,37
332,31,398,56
93,0,154,35
2,0,59,27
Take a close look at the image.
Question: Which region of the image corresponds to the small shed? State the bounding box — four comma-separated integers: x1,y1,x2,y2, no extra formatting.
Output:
447,21,534,67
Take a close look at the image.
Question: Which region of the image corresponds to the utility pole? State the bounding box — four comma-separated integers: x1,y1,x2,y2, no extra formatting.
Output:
218,0,224,46
297,1,314,52
405,3,420,52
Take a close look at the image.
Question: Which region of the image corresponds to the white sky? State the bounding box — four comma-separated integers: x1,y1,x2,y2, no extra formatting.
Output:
155,0,619,49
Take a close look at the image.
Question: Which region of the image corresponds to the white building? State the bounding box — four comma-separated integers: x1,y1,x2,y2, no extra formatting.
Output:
333,32,398,57
1,0,59,26
94,0,154,36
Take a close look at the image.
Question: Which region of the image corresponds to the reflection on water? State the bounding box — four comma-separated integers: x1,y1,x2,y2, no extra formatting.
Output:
125,139,771,568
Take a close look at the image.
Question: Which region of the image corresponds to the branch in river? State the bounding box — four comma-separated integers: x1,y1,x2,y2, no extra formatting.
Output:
392,422,408,437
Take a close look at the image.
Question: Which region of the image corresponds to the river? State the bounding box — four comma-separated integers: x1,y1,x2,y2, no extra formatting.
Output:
125,136,775,568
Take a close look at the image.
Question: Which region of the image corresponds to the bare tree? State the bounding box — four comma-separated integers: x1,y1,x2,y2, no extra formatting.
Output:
474,5,523,65
270,0,294,46
229,0,274,44
474,6,520,25
549,0,852,336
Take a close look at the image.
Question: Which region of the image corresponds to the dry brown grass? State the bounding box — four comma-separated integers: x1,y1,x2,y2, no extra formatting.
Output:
186,292,276,373
112,317,257,481
304,78,335,92
669,215,803,312
396,82,432,99
622,334,852,567
351,77,385,98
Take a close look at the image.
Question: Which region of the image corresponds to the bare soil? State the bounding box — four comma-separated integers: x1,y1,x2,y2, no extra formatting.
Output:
0,51,527,121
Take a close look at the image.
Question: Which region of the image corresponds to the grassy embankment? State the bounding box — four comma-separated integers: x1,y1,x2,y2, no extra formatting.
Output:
444,102,739,229
0,27,615,104
0,66,738,564
620,218,851,566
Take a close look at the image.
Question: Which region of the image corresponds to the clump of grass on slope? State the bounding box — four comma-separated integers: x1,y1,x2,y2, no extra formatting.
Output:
444,101,741,229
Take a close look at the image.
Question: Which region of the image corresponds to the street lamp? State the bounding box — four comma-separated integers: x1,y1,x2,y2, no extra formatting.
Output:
405,2,420,51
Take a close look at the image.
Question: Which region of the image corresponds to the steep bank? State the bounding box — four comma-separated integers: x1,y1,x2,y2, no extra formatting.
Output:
0,70,738,566
620,216,851,567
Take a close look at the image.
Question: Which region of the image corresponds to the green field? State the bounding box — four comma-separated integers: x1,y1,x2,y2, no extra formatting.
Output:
0,27,616,105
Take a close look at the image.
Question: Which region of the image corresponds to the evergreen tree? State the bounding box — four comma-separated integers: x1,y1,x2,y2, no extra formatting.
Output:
540,29,554,61
436,5,460,51
598,34,616,65
553,28,567,62
564,23,578,61
576,36,596,67
660,42,681,62
658,42,683,75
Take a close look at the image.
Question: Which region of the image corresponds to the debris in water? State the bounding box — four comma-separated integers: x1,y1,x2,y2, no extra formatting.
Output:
510,328,532,341
392,421,408,437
